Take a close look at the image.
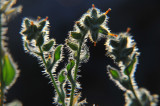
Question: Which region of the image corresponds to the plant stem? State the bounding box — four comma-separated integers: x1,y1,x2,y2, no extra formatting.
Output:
0,4,4,105
49,72,65,106
38,46,66,106
128,76,142,106
38,46,47,66
69,41,83,106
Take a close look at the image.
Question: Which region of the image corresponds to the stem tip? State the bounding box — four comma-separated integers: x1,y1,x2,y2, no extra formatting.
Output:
94,42,96,46
92,4,95,9
104,8,111,15
126,27,131,33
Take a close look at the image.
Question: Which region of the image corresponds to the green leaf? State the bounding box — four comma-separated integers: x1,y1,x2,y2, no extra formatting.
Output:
124,55,137,76
91,9,98,19
24,18,30,28
31,25,38,33
120,78,131,90
124,47,134,56
111,49,119,58
47,45,63,72
38,20,46,31
26,33,36,41
58,71,66,83
59,70,66,104
84,16,92,27
25,25,38,40
42,40,54,51
71,32,82,40
67,60,75,72
46,58,51,68
53,45,62,63
66,60,75,86
67,42,78,51
76,22,86,33
107,66,120,80
120,37,127,48
97,15,106,25
24,41,31,51
2,54,16,87
36,33,44,46
110,40,119,48
22,26,32,35
99,26,108,35
74,51,78,60
90,28,99,42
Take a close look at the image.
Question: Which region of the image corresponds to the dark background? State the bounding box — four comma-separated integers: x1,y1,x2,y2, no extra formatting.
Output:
4,0,160,106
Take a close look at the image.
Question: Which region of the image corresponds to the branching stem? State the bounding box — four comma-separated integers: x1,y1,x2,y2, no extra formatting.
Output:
128,76,142,106
38,46,66,106
69,40,83,106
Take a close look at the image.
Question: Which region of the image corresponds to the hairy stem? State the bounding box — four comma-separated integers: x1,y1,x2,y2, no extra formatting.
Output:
49,72,66,106
38,46,47,66
38,46,66,106
69,41,83,106
128,76,142,106
0,5,4,106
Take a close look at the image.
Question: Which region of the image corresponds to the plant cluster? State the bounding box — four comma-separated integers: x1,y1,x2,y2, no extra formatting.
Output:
0,1,159,106
106,29,158,106
19,4,114,106
20,4,159,106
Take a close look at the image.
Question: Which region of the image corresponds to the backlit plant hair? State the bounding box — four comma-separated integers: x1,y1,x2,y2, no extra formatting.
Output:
0,0,22,105
106,28,159,106
19,4,159,106
64,4,116,106
20,4,116,106
20,16,66,105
